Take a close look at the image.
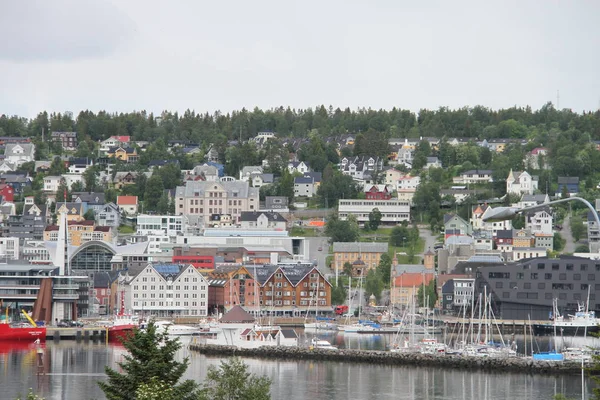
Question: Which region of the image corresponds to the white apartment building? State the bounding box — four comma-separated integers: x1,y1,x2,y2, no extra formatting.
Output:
136,214,187,236
126,264,209,317
175,181,259,225
338,199,410,225
0,237,19,260
44,176,63,193
525,209,553,235
397,176,420,191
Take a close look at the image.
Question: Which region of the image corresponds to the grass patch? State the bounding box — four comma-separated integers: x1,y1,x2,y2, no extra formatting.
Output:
118,225,135,234
290,227,321,237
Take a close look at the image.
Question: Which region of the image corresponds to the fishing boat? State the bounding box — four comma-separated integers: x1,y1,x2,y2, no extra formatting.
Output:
532,299,600,337
0,309,46,342
310,337,338,350
107,292,139,342
154,320,201,336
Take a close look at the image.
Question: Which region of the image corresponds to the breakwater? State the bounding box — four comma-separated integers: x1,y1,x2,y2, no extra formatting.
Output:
189,344,585,375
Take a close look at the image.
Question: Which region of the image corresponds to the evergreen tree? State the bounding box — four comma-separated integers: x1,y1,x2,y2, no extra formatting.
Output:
98,322,198,400
198,357,271,400
144,175,164,211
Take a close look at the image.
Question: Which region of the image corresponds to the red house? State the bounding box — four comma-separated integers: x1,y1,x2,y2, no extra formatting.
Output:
0,183,14,202
364,184,392,200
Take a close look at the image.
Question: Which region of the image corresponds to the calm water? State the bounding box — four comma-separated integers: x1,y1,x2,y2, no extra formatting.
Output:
0,332,595,400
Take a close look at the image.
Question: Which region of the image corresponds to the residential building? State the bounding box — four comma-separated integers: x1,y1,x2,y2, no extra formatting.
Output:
525,147,549,170
187,164,219,182
51,131,78,150
444,214,472,236
174,180,259,225
396,175,421,191
0,173,30,195
44,220,112,246
452,170,493,185
43,176,63,193
524,208,553,235
0,237,19,260
72,192,105,214
518,194,550,208
383,167,405,187
99,136,131,152
96,202,121,228
117,196,139,216
92,271,120,315
440,188,476,204
62,173,84,190
0,201,16,224
588,210,600,253
506,170,538,195
125,264,210,317
513,229,534,248
556,177,579,197
288,161,310,174
475,256,600,320
107,146,138,163
294,176,317,198
392,271,435,308
338,199,410,225
252,173,274,188
264,196,289,212
4,143,35,166
332,242,388,275
339,156,384,182
56,202,85,222
136,214,186,236
425,157,442,169
0,180,15,202
239,211,287,230
113,171,151,189
239,166,263,182
364,184,392,200
471,205,512,234
397,189,416,205
534,233,553,250
67,157,94,174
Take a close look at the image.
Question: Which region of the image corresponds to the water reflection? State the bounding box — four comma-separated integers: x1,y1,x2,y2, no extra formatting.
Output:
0,338,592,400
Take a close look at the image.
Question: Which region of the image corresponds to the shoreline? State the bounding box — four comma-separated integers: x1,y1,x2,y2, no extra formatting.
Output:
189,344,586,376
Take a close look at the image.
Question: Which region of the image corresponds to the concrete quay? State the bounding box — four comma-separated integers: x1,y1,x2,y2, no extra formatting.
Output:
45,327,108,341
188,344,585,376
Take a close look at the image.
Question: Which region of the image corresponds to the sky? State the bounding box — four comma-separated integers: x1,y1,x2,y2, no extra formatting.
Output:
1,0,599,118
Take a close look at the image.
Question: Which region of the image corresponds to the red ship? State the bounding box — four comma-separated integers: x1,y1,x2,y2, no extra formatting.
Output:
107,291,138,343
0,323,46,341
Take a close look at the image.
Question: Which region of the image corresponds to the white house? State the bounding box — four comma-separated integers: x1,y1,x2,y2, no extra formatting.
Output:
506,169,538,195
384,167,405,187
452,170,493,185
524,208,553,235
68,158,94,174
136,214,186,236
239,211,287,230
62,174,84,190
397,176,421,191
43,176,63,193
5,143,35,167
240,166,263,182
517,194,549,209
288,161,310,174
126,264,209,317
339,156,384,182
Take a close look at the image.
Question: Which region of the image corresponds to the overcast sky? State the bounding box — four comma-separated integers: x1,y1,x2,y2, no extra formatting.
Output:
1,0,599,118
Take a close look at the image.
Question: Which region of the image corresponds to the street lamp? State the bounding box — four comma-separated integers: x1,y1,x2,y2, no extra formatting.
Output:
482,196,600,231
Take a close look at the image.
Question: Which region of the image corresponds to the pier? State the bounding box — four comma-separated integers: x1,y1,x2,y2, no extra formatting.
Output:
188,343,586,375
45,327,107,341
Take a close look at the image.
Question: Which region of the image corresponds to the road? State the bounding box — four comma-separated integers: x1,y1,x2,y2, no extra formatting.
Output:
561,214,577,253
418,226,439,256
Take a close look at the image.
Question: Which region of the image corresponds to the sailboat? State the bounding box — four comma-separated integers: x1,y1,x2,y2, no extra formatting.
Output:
304,273,337,331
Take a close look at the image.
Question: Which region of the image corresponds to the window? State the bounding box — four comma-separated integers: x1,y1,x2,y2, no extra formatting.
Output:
524,283,531,289
589,274,596,281
537,263,545,270
566,264,574,271
489,272,510,279
545,273,552,280
581,284,589,290
516,273,524,279
495,282,503,289
502,292,510,299
581,264,588,271
552,263,560,271
573,274,581,280
538,283,545,290
531,273,538,280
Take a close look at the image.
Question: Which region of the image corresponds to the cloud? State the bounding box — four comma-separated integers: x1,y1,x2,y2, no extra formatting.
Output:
0,0,135,62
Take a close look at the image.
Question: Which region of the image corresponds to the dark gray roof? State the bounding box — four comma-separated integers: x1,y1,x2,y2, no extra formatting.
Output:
557,177,579,184
93,271,119,288
294,176,314,184
496,229,514,239
220,305,256,323
239,211,286,222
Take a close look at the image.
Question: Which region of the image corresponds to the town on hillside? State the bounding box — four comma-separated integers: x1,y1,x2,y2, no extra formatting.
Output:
1,106,600,324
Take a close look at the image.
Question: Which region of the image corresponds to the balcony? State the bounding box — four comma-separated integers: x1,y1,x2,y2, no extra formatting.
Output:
53,293,80,300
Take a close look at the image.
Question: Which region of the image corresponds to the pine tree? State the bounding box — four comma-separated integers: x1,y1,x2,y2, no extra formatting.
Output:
98,322,198,400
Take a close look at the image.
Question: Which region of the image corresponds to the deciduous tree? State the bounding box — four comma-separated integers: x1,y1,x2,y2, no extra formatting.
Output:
197,357,271,400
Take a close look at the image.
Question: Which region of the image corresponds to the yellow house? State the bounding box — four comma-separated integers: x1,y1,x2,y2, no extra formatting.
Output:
513,229,534,248
44,220,113,246
332,242,388,274
56,202,85,222
107,146,138,163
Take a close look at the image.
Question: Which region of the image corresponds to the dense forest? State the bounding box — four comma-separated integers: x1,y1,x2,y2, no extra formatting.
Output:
1,102,600,144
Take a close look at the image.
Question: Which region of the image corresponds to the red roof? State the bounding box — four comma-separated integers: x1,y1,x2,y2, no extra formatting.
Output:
117,196,138,205
111,135,130,142
394,272,434,288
